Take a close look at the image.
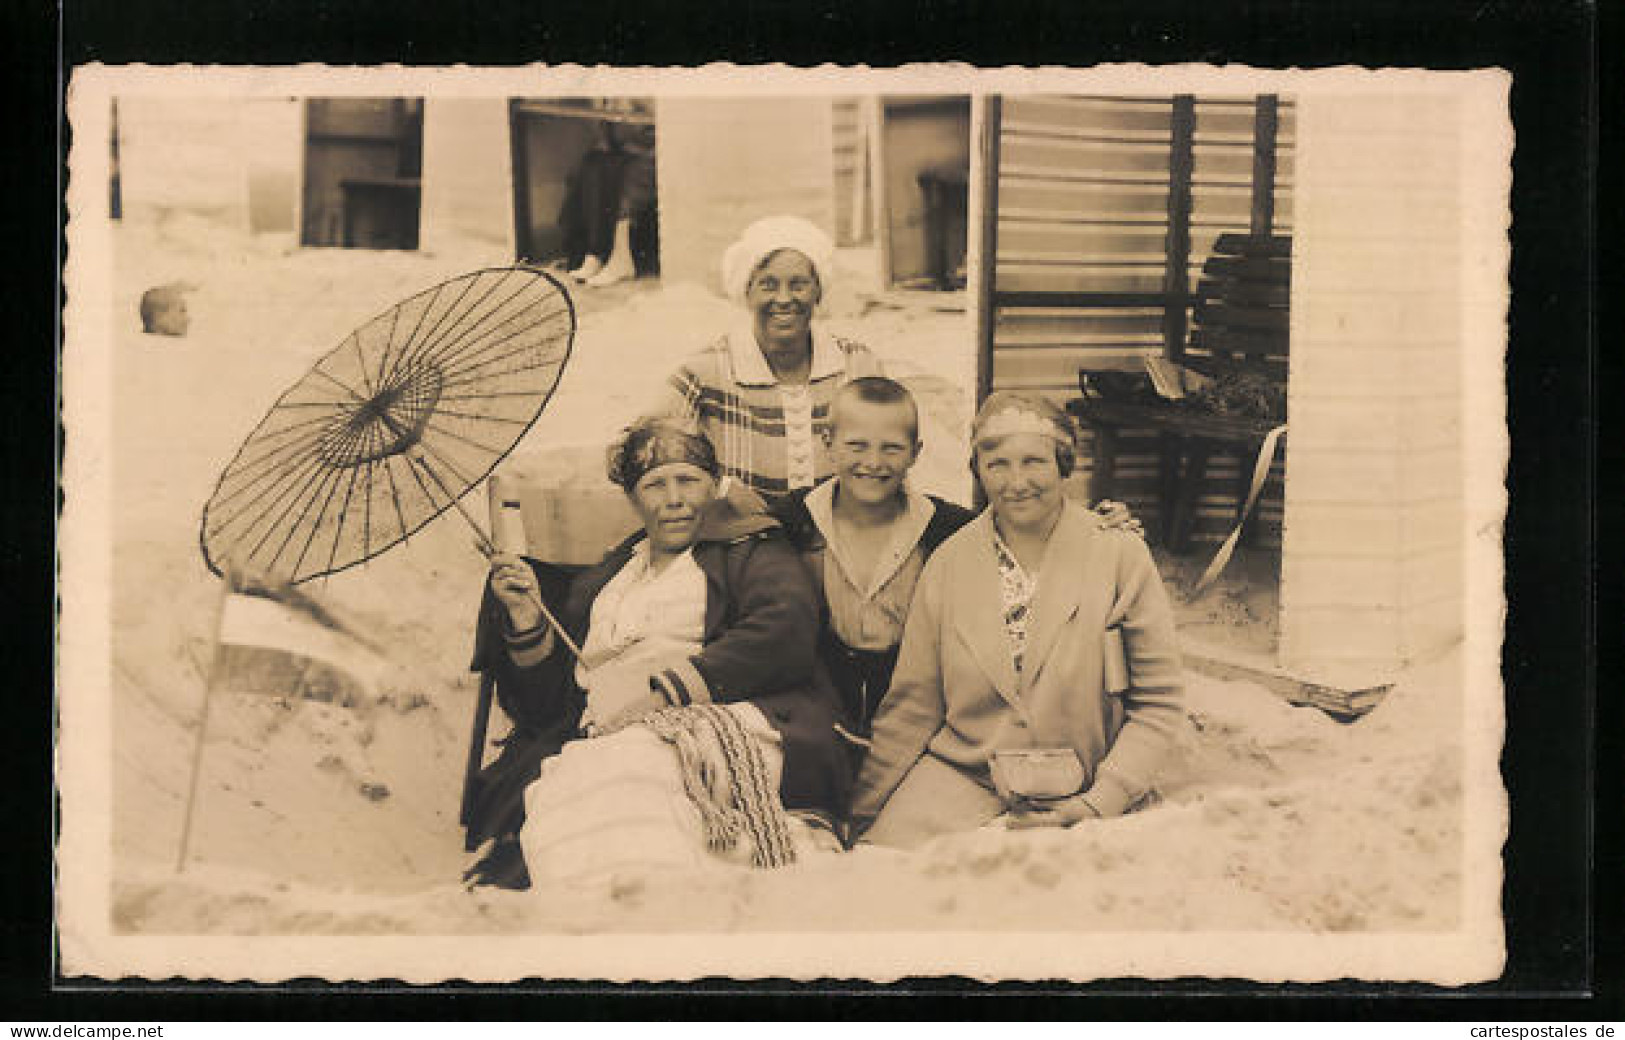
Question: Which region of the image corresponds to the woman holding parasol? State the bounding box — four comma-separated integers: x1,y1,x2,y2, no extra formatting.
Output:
193,257,848,887
465,418,849,888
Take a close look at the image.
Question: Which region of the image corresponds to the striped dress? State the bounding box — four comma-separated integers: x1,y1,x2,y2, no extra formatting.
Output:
655,319,882,501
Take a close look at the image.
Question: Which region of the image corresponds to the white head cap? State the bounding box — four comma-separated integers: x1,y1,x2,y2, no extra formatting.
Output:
720,215,836,307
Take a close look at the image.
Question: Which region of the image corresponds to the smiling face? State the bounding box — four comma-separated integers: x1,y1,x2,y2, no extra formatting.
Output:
827,396,921,507
975,432,1066,536
746,249,821,352
629,462,718,557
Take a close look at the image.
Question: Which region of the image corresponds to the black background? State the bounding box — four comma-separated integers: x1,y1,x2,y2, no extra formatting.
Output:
5,0,1607,1019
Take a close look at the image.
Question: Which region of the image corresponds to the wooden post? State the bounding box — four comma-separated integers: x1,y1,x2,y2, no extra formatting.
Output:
849,105,869,244
1163,95,1196,364
969,95,1004,513
109,99,122,221
507,100,533,263
175,573,236,872
868,97,893,291
460,671,497,838
972,95,1002,407
1251,95,1280,238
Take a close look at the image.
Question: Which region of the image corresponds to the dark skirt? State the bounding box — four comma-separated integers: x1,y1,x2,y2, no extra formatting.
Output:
462,721,580,889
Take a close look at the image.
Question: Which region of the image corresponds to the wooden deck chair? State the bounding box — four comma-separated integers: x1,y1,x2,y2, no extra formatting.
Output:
458,446,639,842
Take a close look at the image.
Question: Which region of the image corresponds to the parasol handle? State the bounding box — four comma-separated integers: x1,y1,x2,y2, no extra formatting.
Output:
414,454,584,661
476,538,585,663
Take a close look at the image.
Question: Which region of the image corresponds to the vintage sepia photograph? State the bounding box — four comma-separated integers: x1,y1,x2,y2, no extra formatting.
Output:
58,65,1509,984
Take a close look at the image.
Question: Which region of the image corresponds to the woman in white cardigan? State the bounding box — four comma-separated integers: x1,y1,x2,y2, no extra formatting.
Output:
850,392,1184,848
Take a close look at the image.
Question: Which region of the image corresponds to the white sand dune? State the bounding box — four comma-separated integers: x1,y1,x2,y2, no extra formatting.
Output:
99,208,1462,937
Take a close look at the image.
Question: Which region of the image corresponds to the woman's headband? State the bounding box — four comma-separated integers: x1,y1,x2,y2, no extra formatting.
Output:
972,407,1073,447
610,422,720,490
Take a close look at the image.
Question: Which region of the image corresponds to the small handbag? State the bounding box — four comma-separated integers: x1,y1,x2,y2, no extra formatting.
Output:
989,748,1087,805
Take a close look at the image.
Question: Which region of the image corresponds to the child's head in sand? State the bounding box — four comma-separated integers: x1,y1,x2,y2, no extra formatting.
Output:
139,283,191,337
824,376,923,507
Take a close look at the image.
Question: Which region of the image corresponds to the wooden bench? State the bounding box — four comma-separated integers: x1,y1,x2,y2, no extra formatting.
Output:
1068,231,1289,554
1067,397,1284,554
972,94,1290,555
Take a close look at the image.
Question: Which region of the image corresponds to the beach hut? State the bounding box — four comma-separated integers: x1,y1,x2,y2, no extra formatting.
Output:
109,90,1470,693
974,92,1471,692
112,93,959,297
111,95,517,257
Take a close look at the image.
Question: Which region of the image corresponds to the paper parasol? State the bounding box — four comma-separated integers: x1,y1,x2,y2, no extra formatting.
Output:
199,267,575,585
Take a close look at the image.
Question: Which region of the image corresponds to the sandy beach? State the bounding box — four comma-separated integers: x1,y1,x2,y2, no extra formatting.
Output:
97,202,1465,939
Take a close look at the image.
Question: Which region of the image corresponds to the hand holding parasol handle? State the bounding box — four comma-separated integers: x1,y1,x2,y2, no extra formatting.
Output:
416,454,583,661
482,474,584,661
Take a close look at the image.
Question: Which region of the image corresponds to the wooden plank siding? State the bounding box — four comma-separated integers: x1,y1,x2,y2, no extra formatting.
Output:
988,95,1294,547
831,97,871,246
1278,93,1466,675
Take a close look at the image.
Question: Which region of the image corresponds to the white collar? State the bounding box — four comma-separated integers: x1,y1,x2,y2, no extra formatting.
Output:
805,478,935,598
726,317,846,387
613,541,698,586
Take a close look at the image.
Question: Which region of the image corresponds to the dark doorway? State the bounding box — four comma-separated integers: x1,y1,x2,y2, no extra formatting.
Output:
508,99,659,275
876,96,971,291
300,98,424,250
110,99,122,221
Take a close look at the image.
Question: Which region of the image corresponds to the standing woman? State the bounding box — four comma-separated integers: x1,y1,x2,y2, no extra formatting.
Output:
849,393,1185,848
655,215,882,504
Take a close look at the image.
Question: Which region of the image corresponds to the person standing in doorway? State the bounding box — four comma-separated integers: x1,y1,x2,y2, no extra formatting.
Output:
558,112,657,289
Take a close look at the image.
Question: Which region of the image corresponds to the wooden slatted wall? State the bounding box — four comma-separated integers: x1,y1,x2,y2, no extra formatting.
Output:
831,97,871,246
988,94,1294,546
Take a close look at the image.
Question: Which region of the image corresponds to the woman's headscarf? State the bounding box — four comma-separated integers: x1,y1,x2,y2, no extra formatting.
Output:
970,391,1079,478
720,215,836,307
607,418,720,491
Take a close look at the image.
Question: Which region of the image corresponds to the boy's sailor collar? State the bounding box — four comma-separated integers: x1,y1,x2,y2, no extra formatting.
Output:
726,318,846,387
